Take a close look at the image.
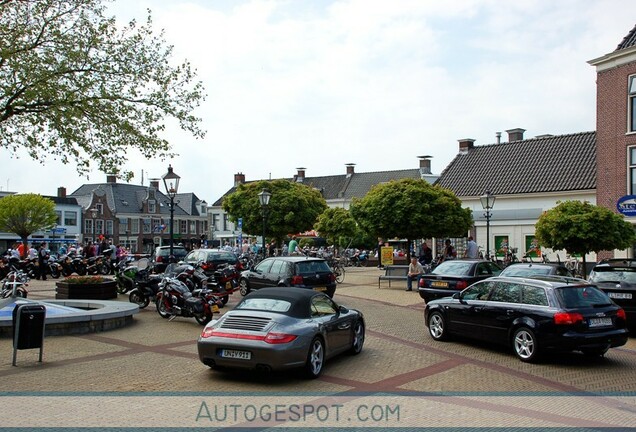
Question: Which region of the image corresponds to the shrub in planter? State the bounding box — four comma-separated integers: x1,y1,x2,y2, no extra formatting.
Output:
56,275,118,300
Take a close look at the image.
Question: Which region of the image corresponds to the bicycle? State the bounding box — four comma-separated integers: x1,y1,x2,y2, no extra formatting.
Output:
326,257,345,283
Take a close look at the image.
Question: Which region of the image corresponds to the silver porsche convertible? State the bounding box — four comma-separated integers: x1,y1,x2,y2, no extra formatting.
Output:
197,287,365,378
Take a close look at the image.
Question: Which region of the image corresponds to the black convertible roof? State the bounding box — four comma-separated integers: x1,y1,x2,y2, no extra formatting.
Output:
239,287,327,318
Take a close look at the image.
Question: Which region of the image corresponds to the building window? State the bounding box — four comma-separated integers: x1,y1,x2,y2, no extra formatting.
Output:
105,220,114,235
119,218,128,234
180,220,188,234
212,214,219,231
96,203,103,214
64,211,77,226
85,219,94,234
223,214,229,231
630,146,636,194
130,218,140,235
630,75,636,132
142,218,151,234
55,211,62,225
148,200,156,213
189,220,196,234
95,219,104,235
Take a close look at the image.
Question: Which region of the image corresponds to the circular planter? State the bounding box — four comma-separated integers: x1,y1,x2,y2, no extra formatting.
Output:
55,278,118,300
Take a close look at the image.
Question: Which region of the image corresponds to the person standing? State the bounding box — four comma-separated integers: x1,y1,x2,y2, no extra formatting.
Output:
288,236,300,255
406,257,424,291
37,242,49,281
441,239,457,262
465,236,479,259
418,242,433,265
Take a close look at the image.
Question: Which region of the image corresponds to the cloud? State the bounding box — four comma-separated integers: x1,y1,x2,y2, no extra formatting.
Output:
1,0,634,204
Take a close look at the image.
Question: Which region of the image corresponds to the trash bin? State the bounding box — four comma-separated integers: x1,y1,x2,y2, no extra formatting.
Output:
12,304,46,366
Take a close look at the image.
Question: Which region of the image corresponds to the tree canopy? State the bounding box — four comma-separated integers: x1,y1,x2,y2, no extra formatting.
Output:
221,180,327,245
350,178,473,260
0,0,206,180
534,200,636,276
314,207,359,250
0,193,58,257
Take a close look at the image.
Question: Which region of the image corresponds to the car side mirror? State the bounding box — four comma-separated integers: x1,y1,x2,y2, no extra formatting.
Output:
453,292,464,302
338,305,349,314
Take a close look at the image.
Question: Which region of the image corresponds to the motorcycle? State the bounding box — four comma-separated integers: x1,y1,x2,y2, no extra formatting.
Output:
155,265,221,325
1,269,29,298
115,257,146,294
207,263,241,306
46,255,63,279
85,255,110,275
128,267,163,309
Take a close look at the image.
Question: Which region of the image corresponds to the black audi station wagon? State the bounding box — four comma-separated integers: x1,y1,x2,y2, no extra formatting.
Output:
424,276,629,362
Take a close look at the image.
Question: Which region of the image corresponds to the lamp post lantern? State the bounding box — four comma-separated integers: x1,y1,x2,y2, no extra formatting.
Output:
162,165,181,260
480,191,496,260
258,188,272,260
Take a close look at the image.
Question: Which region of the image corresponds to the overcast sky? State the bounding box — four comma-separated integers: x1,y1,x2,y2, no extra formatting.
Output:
1,0,634,203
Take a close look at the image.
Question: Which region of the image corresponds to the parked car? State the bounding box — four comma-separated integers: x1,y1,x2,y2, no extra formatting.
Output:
150,245,188,273
424,276,629,362
183,249,239,276
588,259,636,328
499,262,574,278
418,259,502,303
197,287,365,378
239,256,337,298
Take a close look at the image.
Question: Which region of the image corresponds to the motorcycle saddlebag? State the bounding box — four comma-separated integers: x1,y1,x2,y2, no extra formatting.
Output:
185,297,204,313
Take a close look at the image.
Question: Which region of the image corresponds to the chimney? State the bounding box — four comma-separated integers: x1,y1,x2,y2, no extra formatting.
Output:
458,138,475,154
506,128,526,142
106,174,117,184
496,132,502,144
418,155,432,175
234,172,246,186
345,163,355,176
57,187,66,198
149,178,160,189
295,167,306,182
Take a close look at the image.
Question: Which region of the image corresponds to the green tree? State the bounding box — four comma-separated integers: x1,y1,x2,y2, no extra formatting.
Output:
0,193,58,258
222,179,328,247
534,200,636,278
0,0,205,180
350,178,473,261
315,207,358,251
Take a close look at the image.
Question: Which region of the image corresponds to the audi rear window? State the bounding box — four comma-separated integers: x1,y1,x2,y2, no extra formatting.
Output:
555,286,613,308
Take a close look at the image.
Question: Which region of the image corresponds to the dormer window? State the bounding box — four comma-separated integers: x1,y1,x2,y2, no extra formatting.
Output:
148,199,156,213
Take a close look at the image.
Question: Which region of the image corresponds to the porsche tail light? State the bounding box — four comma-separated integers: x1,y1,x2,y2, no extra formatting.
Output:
554,311,584,325
199,328,297,344
264,332,298,344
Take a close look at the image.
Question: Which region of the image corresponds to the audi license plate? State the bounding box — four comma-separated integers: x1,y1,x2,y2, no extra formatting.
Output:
313,287,327,292
588,317,613,327
220,349,251,360
608,292,633,299
431,281,448,288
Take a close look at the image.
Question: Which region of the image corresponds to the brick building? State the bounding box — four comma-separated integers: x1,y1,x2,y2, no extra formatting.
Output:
589,23,636,258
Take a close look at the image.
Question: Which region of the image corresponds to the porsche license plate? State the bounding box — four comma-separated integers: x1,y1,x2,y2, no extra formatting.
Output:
221,349,251,360
588,317,613,327
313,286,327,292
608,292,632,299
431,281,448,288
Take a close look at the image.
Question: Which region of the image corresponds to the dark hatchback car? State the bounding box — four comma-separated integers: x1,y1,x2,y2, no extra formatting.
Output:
499,262,574,278
588,259,636,328
239,257,337,298
151,245,188,273
183,249,239,276
424,276,629,362
418,259,502,303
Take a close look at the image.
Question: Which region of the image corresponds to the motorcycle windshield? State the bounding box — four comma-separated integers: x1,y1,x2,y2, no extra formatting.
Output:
163,263,179,277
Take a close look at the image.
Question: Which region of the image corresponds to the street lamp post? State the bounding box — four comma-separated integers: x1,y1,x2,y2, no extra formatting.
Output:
162,165,181,260
258,188,272,260
480,191,496,260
